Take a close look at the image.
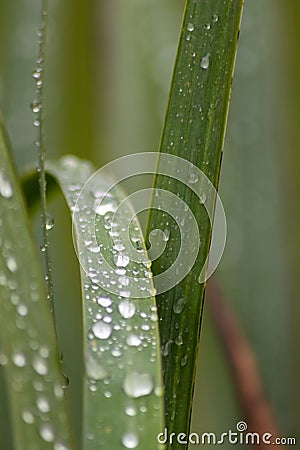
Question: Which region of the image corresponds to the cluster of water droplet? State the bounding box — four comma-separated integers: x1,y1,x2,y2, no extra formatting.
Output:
48,156,164,448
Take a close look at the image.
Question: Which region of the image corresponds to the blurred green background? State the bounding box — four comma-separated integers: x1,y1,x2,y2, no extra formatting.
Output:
0,0,299,448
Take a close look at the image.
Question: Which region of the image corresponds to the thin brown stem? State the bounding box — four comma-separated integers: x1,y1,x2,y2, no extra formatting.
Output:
207,278,283,450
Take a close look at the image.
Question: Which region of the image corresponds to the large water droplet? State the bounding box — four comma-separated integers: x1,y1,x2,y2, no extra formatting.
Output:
39,423,54,442
126,334,142,347
175,332,183,346
173,297,186,314
12,352,27,367
86,353,108,380
94,199,116,216
36,396,50,413
200,54,210,70
125,405,137,417
118,300,136,319
181,354,188,367
123,371,154,398
121,432,139,449
45,214,55,230
17,304,28,317
6,256,18,272
22,409,35,424
92,321,112,340
187,22,194,32
0,172,13,198
97,297,112,307
32,355,48,375
114,253,130,268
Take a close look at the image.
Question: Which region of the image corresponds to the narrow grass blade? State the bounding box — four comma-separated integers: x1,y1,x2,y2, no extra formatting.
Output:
0,121,75,449
46,156,165,450
147,0,243,444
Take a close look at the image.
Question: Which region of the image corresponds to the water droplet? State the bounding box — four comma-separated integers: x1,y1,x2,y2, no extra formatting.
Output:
92,321,112,339
22,409,35,424
111,348,122,357
32,355,48,375
0,172,13,198
187,22,194,32
39,423,54,442
32,69,42,80
199,192,207,204
61,372,70,389
86,354,108,380
0,353,8,366
200,54,210,70
6,256,18,272
189,173,198,184
212,13,219,23
12,352,27,367
17,304,28,317
125,405,137,417
104,390,112,398
114,253,130,268
54,442,69,450
36,396,50,413
162,228,170,242
94,200,116,216
118,300,136,319
163,340,173,357
45,214,55,230
121,432,139,449
87,244,101,253
123,371,154,398
97,297,112,307
126,334,142,347
181,355,188,367
39,346,50,358
175,332,183,346
120,290,131,298
204,23,211,30
154,385,164,397
31,100,41,113
173,297,186,314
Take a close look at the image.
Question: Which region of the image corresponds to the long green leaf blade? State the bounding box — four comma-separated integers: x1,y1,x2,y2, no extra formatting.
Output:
0,122,75,449
147,0,243,444
46,156,165,450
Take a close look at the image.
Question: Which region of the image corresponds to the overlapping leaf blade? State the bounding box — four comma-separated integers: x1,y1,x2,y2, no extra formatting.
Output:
0,122,75,449
147,0,244,446
46,156,165,450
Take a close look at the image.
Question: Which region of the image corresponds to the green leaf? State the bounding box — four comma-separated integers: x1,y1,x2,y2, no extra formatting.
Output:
45,156,165,450
0,122,75,449
147,0,244,444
